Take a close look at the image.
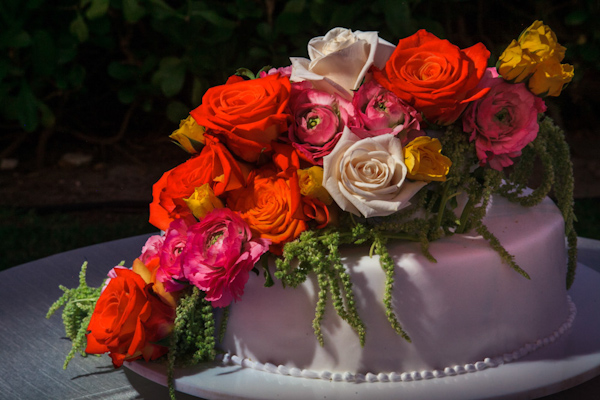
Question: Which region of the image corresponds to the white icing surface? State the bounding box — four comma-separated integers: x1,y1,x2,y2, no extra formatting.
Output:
218,296,576,381
219,195,574,379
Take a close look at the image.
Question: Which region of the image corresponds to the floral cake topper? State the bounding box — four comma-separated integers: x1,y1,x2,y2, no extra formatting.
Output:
49,21,576,400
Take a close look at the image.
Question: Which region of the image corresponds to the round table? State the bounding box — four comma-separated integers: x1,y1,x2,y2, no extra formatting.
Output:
1,234,599,400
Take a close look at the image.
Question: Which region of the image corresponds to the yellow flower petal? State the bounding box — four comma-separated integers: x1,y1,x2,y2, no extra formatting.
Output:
528,58,574,97
184,184,224,219
298,166,333,205
169,115,206,154
403,136,452,182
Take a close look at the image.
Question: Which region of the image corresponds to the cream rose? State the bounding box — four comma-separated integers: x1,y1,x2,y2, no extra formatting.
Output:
322,128,426,218
290,27,395,98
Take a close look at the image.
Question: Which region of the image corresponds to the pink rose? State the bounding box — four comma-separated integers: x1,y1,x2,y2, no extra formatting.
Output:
462,68,546,170
286,81,359,165
350,80,422,143
156,218,189,292
182,208,270,307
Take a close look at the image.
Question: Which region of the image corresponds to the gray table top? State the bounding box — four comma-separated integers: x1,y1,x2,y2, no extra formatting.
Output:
1,235,599,400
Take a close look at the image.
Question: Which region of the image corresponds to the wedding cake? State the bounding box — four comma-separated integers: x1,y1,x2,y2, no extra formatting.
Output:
50,22,577,397
219,194,575,381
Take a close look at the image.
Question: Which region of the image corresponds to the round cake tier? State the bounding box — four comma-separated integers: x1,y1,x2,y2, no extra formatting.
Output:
219,195,572,378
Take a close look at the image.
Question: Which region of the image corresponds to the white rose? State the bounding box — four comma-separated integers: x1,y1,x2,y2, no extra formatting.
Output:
322,128,426,218
290,27,395,98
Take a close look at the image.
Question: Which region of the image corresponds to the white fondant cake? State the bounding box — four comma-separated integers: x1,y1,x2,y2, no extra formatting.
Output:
219,195,575,380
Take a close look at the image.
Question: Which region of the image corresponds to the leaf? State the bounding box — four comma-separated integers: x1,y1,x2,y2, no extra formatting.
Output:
108,61,134,80
191,9,237,29
16,81,38,132
147,0,178,19
123,0,146,22
69,14,89,42
69,64,86,87
0,60,8,82
152,57,186,97
38,102,56,128
282,0,306,14
191,77,205,107
166,100,189,123
565,10,588,26
256,22,273,41
11,30,32,48
85,0,110,19
235,68,255,79
379,0,414,38
25,0,46,9
32,30,56,77
117,87,135,104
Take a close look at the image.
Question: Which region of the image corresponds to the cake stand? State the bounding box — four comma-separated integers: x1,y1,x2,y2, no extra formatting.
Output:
125,260,600,400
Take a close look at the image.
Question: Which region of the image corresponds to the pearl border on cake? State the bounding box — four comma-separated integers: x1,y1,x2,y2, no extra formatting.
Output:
217,295,577,382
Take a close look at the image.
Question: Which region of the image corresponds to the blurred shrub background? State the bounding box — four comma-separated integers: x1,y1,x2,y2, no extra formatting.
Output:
1,0,599,270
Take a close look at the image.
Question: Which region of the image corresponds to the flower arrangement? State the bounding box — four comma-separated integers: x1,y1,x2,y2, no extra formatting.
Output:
48,21,576,399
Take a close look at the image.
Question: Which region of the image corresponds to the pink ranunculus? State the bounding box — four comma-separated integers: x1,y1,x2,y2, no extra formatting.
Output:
462,67,546,170
287,81,359,165
182,208,270,308
156,218,189,292
140,234,165,265
259,65,292,78
101,265,129,292
350,79,423,144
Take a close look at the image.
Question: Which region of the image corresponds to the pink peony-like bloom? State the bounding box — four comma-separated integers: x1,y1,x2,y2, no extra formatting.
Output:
463,68,546,170
182,208,271,307
156,218,189,292
140,234,165,265
350,80,423,143
287,81,359,165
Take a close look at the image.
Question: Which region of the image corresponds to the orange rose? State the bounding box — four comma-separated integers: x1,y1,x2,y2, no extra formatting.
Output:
227,165,307,255
85,268,175,368
372,30,490,125
149,136,249,230
190,73,292,162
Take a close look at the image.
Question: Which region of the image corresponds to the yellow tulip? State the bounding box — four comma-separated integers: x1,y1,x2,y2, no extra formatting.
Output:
403,136,452,182
297,166,333,205
528,58,574,97
496,40,536,83
169,115,206,154
184,184,224,219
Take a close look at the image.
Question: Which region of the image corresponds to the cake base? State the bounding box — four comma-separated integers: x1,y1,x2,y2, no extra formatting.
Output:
124,263,599,400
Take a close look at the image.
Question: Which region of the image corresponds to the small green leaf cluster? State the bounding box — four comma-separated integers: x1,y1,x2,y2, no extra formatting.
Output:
46,262,104,369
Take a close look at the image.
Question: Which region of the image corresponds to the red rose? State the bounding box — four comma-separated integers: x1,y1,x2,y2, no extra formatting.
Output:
190,73,292,163
373,30,490,125
149,136,249,231
85,268,175,368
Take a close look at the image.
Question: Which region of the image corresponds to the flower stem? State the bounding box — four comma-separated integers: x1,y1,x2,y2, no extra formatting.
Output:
434,182,451,233
456,197,474,234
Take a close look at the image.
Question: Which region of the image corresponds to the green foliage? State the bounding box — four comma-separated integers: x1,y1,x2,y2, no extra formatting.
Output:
46,261,104,369
3,0,594,163
166,286,223,400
